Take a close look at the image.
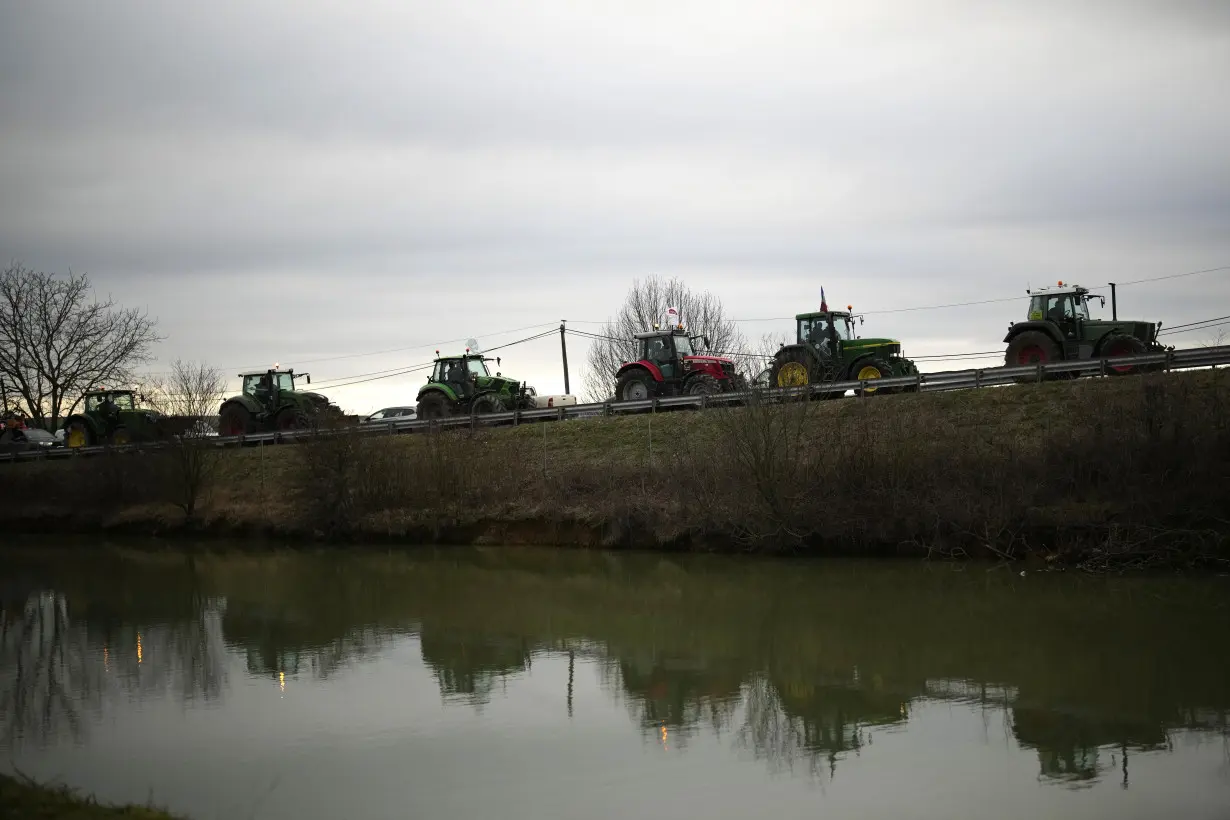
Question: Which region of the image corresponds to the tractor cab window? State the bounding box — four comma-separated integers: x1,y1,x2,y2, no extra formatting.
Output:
1030,293,1086,323
673,334,694,356
643,336,673,362
466,357,489,377
243,373,274,396
112,393,135,410
833,315,855,341
435,360,462,384
800,317,834,346
274,372,295,391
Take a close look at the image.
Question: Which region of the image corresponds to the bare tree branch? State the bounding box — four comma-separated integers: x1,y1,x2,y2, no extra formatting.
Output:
0,264,163,429
582,275,747,401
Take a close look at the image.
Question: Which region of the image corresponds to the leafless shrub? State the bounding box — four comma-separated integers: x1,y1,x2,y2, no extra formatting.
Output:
156,360,226,518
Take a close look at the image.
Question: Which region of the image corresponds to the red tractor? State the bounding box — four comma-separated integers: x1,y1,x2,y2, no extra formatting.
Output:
614,326,746,401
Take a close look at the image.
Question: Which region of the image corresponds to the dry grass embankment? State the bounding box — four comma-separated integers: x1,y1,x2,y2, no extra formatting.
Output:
0,772,187,820
2,369,1228,567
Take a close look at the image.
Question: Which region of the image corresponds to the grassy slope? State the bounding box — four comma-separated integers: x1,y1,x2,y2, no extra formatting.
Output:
0,774,185,820
3,368,1228,561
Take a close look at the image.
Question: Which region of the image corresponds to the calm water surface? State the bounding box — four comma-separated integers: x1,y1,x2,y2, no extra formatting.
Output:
2,544,1229,820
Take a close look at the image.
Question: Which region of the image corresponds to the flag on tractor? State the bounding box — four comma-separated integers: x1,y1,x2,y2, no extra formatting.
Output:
820,287,828,312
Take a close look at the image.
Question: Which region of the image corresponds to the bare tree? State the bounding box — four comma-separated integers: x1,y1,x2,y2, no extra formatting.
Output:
160,359,227,518
0,264,162,429
741,331,791,387
582,275,747,401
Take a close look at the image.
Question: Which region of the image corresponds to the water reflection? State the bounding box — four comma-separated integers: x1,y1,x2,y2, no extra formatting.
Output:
2,547,1229,798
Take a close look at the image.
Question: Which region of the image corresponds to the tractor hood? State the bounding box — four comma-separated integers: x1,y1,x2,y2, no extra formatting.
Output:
295,391,330,403
683,354,736,366
842,337,903,354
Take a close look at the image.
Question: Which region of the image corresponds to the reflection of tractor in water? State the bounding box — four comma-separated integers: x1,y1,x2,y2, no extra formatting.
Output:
218,367,341,436
62,389,167,448
1004,282,1168,381
770,305,919,396
415,351,539,419
614,325,745,402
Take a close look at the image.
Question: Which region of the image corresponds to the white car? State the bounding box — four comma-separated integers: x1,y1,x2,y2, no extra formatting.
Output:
360,406,417,424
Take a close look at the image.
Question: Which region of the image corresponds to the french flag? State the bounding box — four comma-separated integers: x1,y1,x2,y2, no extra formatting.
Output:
820,287,828,312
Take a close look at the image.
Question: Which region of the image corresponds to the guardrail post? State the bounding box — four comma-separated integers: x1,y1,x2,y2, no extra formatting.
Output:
1165,350,1173,372
1036,362,1044,383
514,410,521,427
603,402,612,417
974,369,982,389
1099,356,1107,377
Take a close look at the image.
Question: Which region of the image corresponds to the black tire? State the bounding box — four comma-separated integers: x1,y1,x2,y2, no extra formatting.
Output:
849,357,896,397
110,426,132,446
65,419,93,449
685,374,720,396
416,392,451,419
471,393,507,415
616,369,656,402
218,403,252,437
275,408,312,431
1098,334,1147,376
1006,330,1063,383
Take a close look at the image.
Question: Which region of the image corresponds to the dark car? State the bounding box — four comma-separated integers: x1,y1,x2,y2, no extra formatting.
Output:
360,406,417,425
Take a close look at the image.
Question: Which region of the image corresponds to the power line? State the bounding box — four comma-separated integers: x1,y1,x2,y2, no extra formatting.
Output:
1157,314,1230,334
1115,265,1230,287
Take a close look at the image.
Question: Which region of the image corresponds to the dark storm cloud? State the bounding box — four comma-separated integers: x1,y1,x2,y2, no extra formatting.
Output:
1,0,1228,408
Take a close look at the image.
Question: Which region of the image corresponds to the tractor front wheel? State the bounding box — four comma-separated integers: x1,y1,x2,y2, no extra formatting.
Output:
417,392,450,419
471,393,507,415
685,374,720,396
1006,331,1062,383
65,420,92,449
852,358,895,397
616,369,656,402
110,427,131,446
219,404,252,437
275,408,312,432
1099,334,1147,376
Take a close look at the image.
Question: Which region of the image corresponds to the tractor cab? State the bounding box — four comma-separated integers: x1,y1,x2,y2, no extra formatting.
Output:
84,389,137,416
239,368,308,407
633,329,704,381
795,310,857,355
1024,283,1103,331
431,354,491,388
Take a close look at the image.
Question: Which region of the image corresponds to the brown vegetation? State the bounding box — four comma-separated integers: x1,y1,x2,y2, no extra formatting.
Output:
2,369,1228,568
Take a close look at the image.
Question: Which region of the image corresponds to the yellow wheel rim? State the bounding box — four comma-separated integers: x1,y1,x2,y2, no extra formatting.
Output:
777,361,809,387
67,427,86,448
112,429,130,445
857,365,883,393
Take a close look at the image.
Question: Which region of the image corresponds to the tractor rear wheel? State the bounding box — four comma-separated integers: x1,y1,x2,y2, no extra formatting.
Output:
471,393,507,415
852,358,895,397
1006,330,1062,383
219,404,252,437
770,349,814,388
65,420,92,449
1098,334,1147,376
616,369,656,402
685,374,720,396
417,392,450,419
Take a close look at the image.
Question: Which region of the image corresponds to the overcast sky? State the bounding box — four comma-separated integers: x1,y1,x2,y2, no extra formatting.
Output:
3,0,1228,411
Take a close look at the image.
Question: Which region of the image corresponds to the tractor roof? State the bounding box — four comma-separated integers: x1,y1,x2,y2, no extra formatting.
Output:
434,352,488,360
633,328,689,340
238,368,294,377
796,310,852,320
85,388,134,395
1028,282,1089,296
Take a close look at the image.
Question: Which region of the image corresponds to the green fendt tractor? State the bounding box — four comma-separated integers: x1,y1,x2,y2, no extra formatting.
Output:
63,389,167,448
1004,281,1167,381
217,367,341,436
415,351,537,418
770,304,920,396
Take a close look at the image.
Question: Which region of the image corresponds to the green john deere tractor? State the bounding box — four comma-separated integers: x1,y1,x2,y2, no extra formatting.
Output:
217,367,341,436
415,352,537,418
1004,282,1168,381
770,307,919,396
63,389,167,448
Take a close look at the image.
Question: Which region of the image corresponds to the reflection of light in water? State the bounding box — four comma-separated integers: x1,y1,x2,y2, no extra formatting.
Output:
661,721,668,751
136,632,142,664
279,671,286,693
103,645,109,671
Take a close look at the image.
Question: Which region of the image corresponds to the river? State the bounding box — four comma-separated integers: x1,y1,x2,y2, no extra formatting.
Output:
1,542,1228,819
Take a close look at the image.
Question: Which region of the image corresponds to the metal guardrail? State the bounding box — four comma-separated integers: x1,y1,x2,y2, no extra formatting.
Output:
3,345,1228,463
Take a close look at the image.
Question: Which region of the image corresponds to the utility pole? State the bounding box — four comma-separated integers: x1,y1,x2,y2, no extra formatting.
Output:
559,321,571,395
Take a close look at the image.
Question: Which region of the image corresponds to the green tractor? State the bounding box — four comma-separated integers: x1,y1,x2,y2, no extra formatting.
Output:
415,351,537,418
218,367,340,436
63,388,167,448
1004,281,1167,380
770,304,920,396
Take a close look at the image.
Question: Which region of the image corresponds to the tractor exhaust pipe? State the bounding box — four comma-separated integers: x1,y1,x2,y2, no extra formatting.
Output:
1109,282,1117,320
